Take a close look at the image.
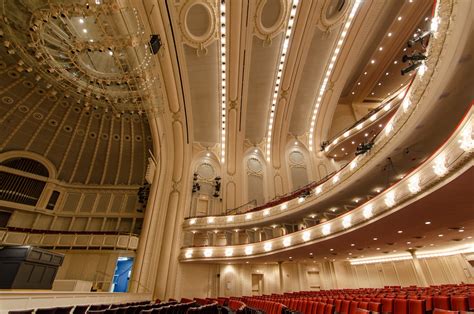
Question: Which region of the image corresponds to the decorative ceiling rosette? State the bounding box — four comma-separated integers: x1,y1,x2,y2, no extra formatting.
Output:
0,0,163,114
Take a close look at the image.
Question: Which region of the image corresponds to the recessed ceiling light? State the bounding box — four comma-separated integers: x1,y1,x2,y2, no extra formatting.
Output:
379,124,383,127
79,18,84,24
357,82,361,85
351,243,355,247
378,82,382,86
406,241,411,244
467,236,472,239
108,51,113,56
351,141,355,144
438,234,443,237
330,248,334,251
425,221,431,225
430,243,434,246
376,247,380,250
458,229,464,233
352,92,355,95
388,32,392,37
371,92,375,95
379,47,383,51
397,230,403,234
83,29,88,33
394,61,398,64
348,253,352,255
364,72,367,75
397,16,402,21
385,72,389,76
371,60,375,64
373,237,378,240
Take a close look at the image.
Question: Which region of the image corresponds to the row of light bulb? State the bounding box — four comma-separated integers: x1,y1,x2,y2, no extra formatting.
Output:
220,1,227,163
351,244,474,265
265,0,299,162
324,87,406,153
184,122,473,258
308,0,362,151
188,125,467,229
324,10,443,153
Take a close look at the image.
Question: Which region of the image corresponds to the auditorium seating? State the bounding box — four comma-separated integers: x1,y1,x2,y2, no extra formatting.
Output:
234,284,474,314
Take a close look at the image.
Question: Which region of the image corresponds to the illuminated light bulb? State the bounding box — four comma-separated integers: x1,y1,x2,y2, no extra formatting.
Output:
363,204,373,219
227,216,234,222
245,246,253,255
350,160,357,171
332,174,340,184
402,98,411,112
344,131,350,137
322,224,331,236
418,62,427,76
283,237,292,247
342,215,352,228
356,124,363,130
430,17,440,33
225,248,234,257
315,186,322,195
385,191,396,207
302,231,311,242
264,243,272,252
189,218,196,225
385,120,394,135
370,114,377,121
460,123,474,152
263,209,270,216
185,250,193,258
245,213,252,220
408,174,421,194
208,217,215,224
433,154,447,176
281,203,288,210
203,248,213,257
298,197,305,204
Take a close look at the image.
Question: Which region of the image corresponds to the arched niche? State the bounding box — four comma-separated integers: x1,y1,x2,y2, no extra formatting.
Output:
189,151,222,217
286,140,311,190
243,148,267,207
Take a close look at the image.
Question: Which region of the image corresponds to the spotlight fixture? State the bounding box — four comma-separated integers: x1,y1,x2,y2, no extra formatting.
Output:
407,30,432,48
401,62,422,76
402,52,427,63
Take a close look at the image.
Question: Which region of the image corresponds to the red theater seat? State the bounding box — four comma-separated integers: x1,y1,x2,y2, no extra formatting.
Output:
340,300,350,314
325,304,335,314
368,302,381,314
451,296,468,311
408,299,426,314
432,310,458,314
433,296,450,310
394,299,408,314
317,302,326,314
382,298,394,314
349,301,359,314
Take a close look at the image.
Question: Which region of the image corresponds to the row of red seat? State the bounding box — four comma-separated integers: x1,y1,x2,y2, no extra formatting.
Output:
273,299,334,314
241,298,286,314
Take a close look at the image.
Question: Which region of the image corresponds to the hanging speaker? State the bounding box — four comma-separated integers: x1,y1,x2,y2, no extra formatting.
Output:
149,34,161,55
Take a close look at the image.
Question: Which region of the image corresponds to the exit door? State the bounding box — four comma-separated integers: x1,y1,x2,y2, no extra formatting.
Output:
251,273,263,295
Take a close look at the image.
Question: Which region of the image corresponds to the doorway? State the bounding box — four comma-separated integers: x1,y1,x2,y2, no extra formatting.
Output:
307,271,321,291
112,257,133,292
251,273,263,295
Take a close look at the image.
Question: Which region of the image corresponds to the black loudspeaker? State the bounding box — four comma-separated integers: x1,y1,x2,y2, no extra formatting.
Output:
0,246,64,289
149,34,162,55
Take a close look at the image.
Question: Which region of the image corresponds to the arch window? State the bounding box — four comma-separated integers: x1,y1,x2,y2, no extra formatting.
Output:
0,157,49,206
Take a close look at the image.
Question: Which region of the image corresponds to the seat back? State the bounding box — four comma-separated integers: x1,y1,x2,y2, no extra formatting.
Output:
450,296,468,311
368,302,381,314
433,296,450,310
325,304,334,314
382,298,394,314
408,299,426,314
340,300,350,314
394,299,408,314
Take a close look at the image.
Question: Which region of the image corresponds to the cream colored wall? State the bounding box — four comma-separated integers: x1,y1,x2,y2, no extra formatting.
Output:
172,254,473,298
327,104,356,139
55,250,135,292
